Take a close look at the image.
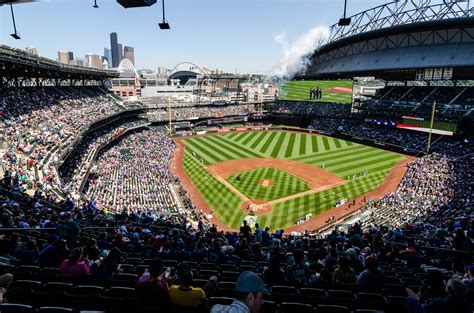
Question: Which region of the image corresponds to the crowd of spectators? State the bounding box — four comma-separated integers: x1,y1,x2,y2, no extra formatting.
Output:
362,85,474,121
364,152,472,233
272,101,352,118
0,181,472,312
58,120,148,193
147,104,257,122
84,129,187,217
308,117,472,154
0,87,123,199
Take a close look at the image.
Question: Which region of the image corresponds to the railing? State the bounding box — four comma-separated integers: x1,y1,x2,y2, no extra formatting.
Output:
328,0,472,43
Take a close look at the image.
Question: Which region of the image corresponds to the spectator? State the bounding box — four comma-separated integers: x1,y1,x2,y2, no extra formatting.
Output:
423,278,473,313
285,249,311,287
59,247,90,278
263,255,285,286
240,220,251,240
357,256,385,292
15,240,38,265
333,256,357,290
91,247,122,279
135,258,173,311
210,271,269,313
169,263,217,308
0,273,13,304
37,239,69,268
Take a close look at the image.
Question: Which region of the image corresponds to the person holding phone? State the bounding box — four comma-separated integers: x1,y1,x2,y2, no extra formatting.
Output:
135,258,173,312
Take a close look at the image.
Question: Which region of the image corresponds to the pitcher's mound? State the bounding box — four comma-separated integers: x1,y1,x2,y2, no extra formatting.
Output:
259,179,273,187
241,199,272,215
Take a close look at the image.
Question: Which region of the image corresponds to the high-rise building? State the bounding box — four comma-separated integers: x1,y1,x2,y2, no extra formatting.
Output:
157,66,169,78
75,57,85,67
85,53,102,69
25,45,37,56
123,46,135,65
58,51,74,64
110,32,119,68
103,48,112,66
117,43,123,63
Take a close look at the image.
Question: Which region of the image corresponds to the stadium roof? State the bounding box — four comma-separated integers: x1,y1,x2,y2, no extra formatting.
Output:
305,17,474,80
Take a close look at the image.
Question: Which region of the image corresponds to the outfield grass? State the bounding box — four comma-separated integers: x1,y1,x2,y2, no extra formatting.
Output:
279,80,353,103
227,168,310,201
182,131,404,230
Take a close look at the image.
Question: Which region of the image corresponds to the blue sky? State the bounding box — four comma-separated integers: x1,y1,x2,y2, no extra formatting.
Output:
1,0,385,73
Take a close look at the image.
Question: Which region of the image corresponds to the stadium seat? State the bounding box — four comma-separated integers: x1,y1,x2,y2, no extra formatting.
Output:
7,280,42,304
270,285,298,303
110,273,138,287
383,284,407,296
193,279,208,288
32,282,73,307
64,285,103,311
280,302,315,313
219,264,236,271
199,262,218,270
100,287,135,312
208,296,235,306
220,271,240,281
239,265,257,273
0,303,33,313
197,269,218,279
387,296,409,312
37,307,74,313
326,290,357,309
317,304,351,313
299,288,328,306
217,281,237,297
260,300,277,313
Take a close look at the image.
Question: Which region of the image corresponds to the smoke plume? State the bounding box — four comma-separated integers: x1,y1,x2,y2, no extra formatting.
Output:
271,26,330,80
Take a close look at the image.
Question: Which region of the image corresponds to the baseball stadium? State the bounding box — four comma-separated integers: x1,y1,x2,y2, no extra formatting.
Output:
0,1,473,313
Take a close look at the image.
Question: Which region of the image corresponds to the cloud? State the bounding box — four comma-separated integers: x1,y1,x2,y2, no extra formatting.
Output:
271,26,330,79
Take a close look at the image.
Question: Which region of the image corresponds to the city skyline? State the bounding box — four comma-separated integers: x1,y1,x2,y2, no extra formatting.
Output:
1,0,386,74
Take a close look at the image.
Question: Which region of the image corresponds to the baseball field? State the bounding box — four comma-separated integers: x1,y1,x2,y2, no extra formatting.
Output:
173,130,406,231
279,80,353,103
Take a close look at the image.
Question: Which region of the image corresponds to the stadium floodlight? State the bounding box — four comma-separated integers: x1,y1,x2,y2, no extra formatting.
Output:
158,0,170,29
93,0,98,8
9,2,21,40
117,0,157,8
338,0,351,26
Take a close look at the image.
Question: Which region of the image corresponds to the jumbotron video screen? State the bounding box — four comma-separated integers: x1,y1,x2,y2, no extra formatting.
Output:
279,80,354,103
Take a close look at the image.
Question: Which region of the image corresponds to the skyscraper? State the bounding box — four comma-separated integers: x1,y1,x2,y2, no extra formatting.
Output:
110,32,119,68
123,46,135,65
58,51,74,64
103,47,112,66
85,53,102,69
75,57,85,67
117,43,123,63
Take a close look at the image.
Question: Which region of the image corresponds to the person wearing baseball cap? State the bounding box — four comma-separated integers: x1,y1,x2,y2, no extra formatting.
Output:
210,271,269,313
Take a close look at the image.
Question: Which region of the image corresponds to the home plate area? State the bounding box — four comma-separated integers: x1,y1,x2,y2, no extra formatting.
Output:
259,179,273,187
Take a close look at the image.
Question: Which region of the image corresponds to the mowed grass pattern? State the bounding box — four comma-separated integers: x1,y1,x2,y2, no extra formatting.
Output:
182,131,405,230
279,80,353,103
227,168,310,201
